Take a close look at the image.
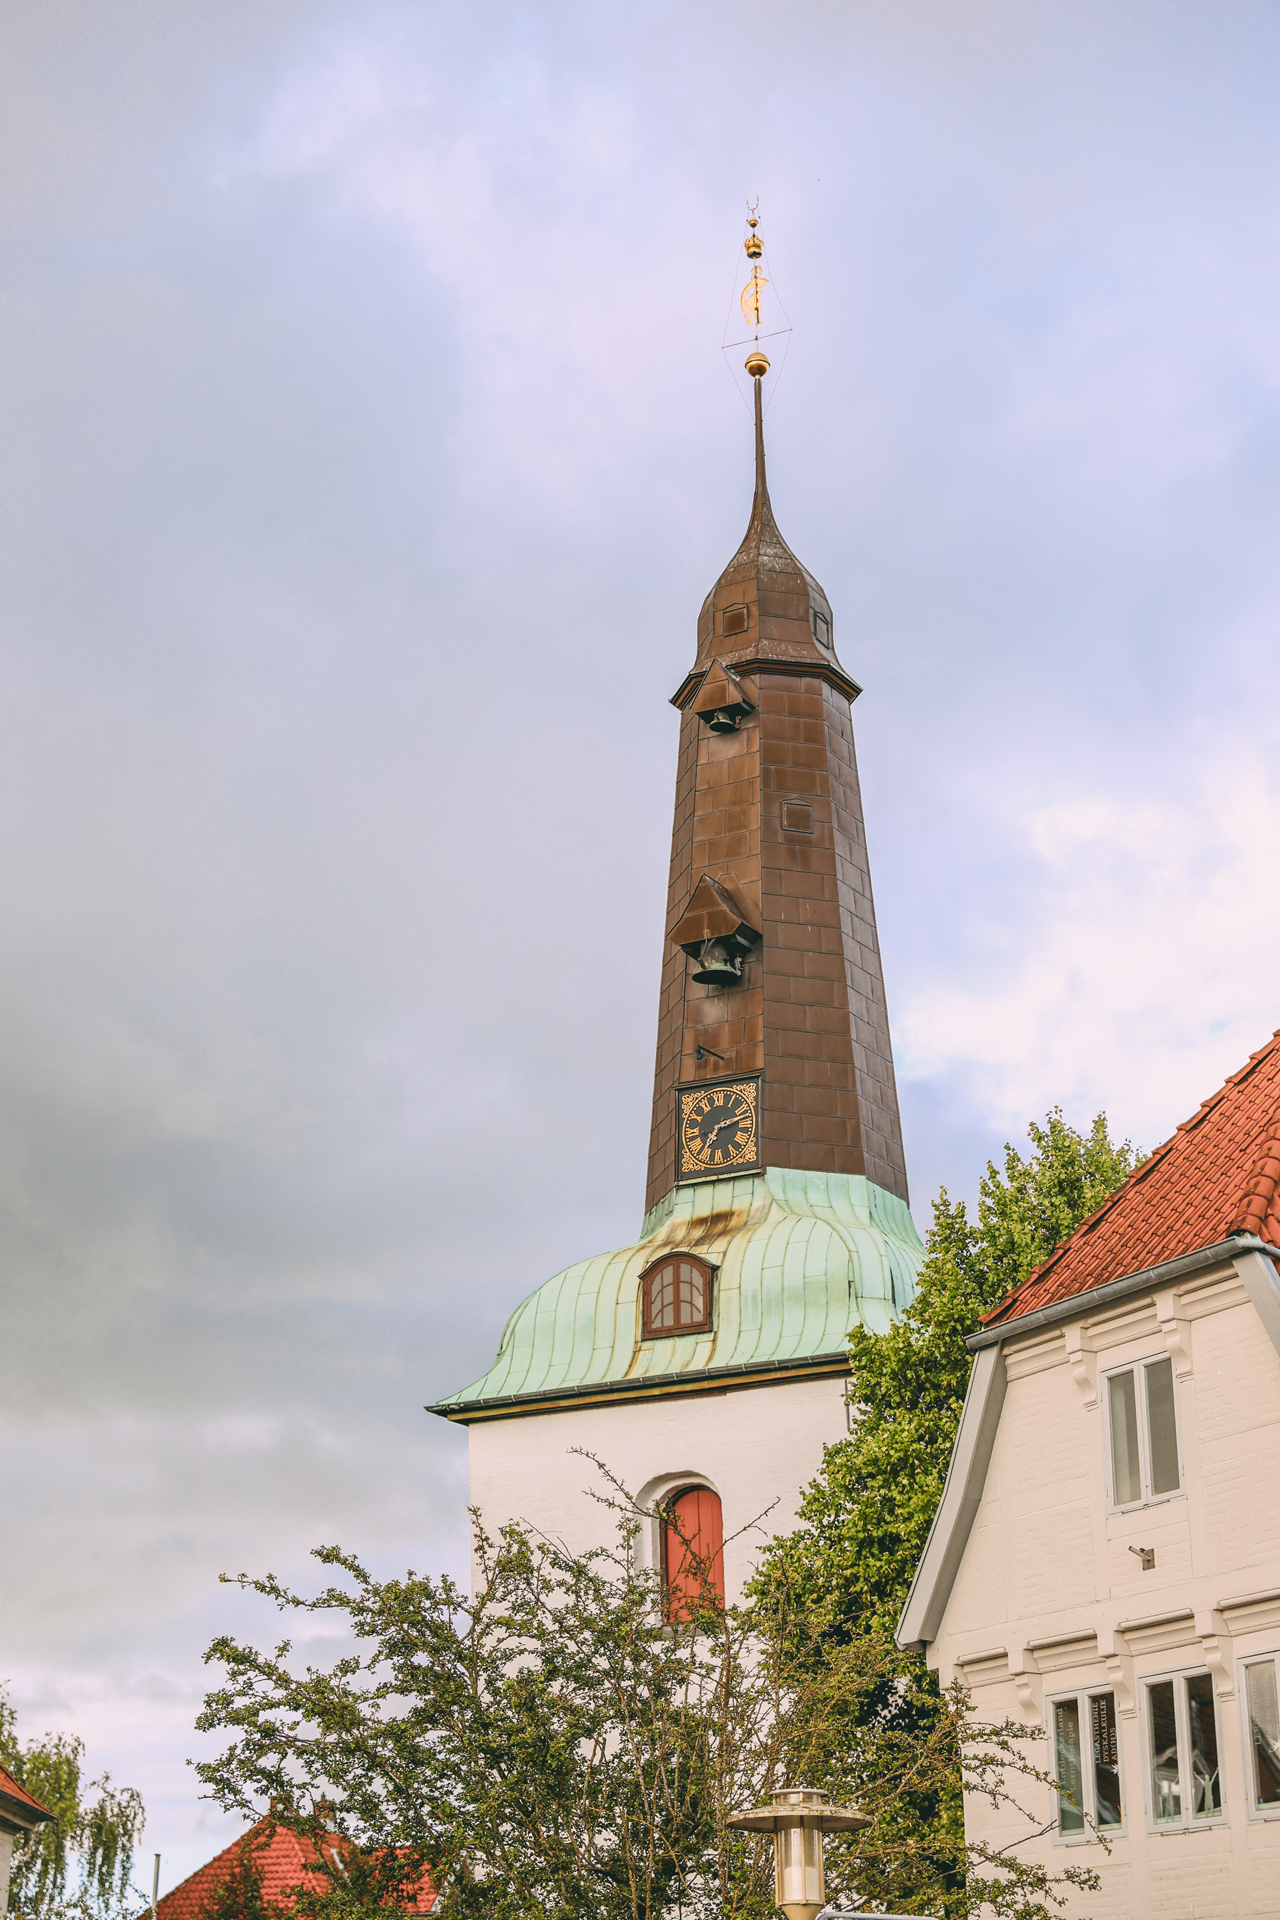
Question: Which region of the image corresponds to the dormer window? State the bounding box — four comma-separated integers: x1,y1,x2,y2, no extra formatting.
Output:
813,610,831,649
641,1255,714,1337
722,605,749,637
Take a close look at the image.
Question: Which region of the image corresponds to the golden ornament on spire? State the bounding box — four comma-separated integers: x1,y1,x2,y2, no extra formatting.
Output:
740,265,768,327
724,201,787,383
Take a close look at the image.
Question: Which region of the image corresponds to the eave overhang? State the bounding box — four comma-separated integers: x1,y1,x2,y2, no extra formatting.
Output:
669,658,862,712
0,1784,54,1835
427,1349,851,1425
966,1232,1280,1350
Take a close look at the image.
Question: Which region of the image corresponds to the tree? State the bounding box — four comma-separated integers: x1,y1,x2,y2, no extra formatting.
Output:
195,1480,1098,1920
195,1841,285,1920
751,1108,1141,1913
755,1109,1141,1639
0,1692,145,1920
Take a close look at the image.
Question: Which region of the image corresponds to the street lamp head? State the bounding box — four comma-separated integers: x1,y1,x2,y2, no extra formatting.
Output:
727,1786,870,1920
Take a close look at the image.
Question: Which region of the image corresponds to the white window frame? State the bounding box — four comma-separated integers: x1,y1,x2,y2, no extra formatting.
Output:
1102,1351,1185,1512
1046,1686,1126,1843
1142,1667,1228,1832
1238,1651,1280,1821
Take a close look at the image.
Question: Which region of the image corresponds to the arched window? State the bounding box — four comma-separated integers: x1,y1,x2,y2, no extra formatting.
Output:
641,1255,714,1338
662,1485,724,1620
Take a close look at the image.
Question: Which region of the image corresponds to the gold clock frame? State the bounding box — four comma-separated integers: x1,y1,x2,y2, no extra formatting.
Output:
676,1075,762,1183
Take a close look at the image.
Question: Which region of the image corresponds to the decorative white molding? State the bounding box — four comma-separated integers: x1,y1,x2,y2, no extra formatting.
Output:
1096,1624,1136,1718
1009,1646,1041,1722
1153,1287,1193,1380
1063,1319,1097,1407
1196,1608,1235,1701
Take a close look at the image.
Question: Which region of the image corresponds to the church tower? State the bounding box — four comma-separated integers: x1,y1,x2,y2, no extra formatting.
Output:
431,222,923,1599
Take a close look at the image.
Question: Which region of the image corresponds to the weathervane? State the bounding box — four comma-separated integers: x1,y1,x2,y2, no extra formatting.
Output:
723,199,791,393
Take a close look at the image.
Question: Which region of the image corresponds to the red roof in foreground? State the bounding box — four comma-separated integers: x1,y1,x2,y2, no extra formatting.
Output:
0,1760,54,1822
984,1028,1280,1328
154,1821,435,1920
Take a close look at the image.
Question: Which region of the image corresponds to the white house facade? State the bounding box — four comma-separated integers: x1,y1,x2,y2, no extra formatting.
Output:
900,1029,1280,1918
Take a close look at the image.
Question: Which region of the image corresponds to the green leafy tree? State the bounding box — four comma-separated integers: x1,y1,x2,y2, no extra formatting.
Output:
194,1477,1098,1920
757,1109,1140,1638
0,1692,145,1920
752,1108,1141,1913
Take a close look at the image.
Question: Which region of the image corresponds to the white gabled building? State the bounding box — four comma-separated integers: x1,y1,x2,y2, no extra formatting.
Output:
899,1029,1280,1916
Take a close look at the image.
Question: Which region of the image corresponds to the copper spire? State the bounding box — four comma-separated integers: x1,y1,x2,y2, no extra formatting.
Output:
753,371,767,515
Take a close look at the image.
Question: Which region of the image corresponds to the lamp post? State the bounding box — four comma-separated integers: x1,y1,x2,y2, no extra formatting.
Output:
727,1786,869,1920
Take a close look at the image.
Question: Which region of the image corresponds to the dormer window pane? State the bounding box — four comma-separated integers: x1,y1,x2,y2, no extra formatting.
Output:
1108,1371,1141,1506
641,1255,713,1338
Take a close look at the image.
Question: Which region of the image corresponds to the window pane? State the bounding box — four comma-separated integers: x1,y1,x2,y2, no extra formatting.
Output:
1145,1357,1180,1495
1185,1675,1221,1818
1089,1692,1122,1827
1149,1680,1181,1821
1109,1370,1142,1506
679,1260,705,1326
651,1264,676,1331
1246,1662,1280,1807
1053,1698,1085,1833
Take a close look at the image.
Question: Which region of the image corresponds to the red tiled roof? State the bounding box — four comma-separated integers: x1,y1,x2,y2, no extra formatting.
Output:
153,1821,435,1920
983,1029,1280,1328
0,1761,54,1822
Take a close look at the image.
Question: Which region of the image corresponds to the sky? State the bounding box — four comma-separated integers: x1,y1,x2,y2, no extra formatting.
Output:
4,0,1280,1890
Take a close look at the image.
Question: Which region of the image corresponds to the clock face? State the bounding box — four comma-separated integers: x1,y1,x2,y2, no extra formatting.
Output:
678,1078,761,1180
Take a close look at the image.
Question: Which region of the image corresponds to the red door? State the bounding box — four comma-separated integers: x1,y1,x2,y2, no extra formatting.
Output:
663,1486,724,1620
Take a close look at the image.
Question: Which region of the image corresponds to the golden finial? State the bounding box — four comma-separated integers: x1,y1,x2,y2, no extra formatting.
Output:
741,203,769,375
723,202,788,388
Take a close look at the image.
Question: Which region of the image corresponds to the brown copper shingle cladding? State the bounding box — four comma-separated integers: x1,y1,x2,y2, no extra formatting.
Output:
982,1029,1280,1328
645,385,908,1212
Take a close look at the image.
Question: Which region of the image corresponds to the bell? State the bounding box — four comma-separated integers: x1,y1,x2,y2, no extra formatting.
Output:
692,939,744,986
706,707,739,734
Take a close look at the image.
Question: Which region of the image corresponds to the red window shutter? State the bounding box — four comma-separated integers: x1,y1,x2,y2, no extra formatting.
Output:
662,1486,724,1620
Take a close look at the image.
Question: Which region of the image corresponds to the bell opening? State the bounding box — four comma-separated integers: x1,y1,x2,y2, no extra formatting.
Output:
691,939,745,987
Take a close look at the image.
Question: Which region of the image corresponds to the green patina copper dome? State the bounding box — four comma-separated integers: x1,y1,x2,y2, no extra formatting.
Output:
430,1170,924,1421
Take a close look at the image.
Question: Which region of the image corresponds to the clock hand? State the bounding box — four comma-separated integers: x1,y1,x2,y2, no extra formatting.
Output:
706,1112,742,1143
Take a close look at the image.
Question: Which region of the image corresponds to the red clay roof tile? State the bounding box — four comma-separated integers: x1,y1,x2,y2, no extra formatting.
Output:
152,1821,434,1920
983,1029,1280,1328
